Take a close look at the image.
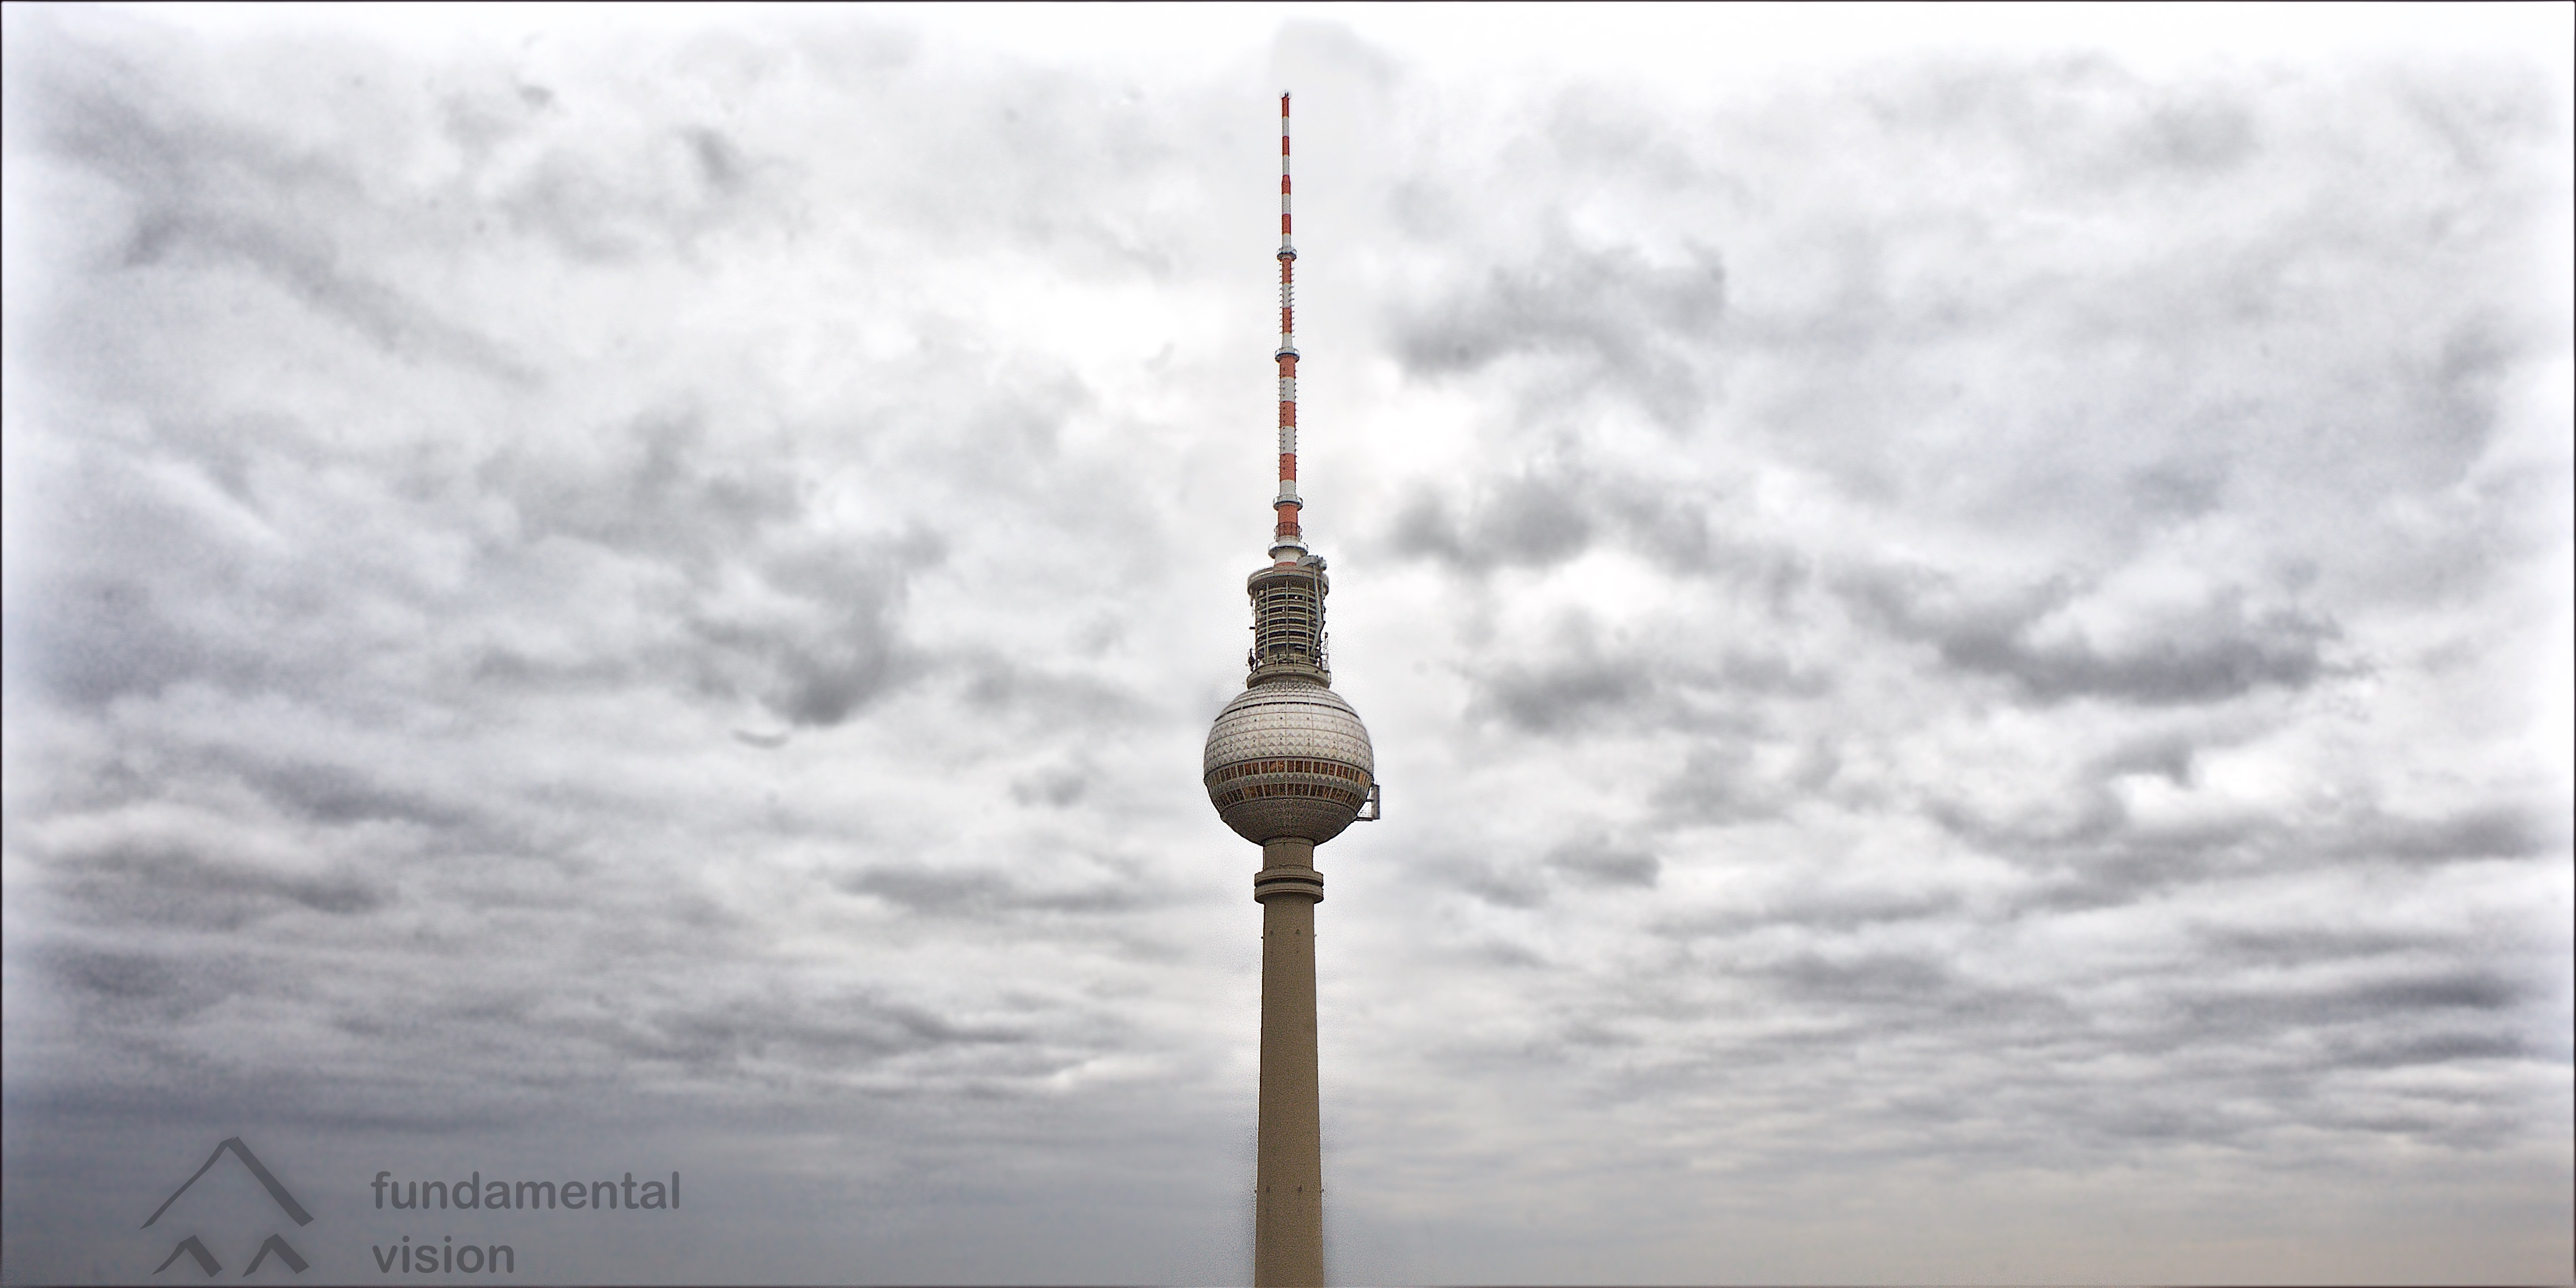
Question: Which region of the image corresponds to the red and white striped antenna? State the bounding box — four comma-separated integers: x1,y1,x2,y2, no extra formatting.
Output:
1270,91,1304,564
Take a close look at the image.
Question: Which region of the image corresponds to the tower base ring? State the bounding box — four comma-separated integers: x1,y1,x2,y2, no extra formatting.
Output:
1253,867,1325,904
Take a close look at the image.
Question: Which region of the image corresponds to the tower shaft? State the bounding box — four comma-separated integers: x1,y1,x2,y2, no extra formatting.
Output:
1254,837,1325,1287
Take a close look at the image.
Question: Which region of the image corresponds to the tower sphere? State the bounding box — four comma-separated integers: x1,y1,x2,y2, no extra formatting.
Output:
1204,680,1375,845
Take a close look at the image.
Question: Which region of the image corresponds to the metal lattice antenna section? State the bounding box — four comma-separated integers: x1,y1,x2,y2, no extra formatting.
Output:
1271,91,1303,563
1244,91,1328,689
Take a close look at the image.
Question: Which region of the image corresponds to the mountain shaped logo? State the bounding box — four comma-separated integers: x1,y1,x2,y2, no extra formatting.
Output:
143,1137,313,1277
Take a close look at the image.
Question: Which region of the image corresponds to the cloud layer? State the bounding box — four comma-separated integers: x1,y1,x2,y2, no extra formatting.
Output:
4,8,2569,1284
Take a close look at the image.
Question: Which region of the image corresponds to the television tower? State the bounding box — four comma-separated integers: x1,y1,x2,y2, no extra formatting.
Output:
1203,91,1381,1288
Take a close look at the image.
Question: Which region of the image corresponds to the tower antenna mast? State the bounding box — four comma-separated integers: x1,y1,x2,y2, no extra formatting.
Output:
1273,91,1303,562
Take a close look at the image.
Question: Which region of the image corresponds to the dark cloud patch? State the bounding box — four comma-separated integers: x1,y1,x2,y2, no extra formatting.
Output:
495,122,776,263
1474,644,1652,735
2164,969,2532,1057
1952,597,2335,706
2388,60,2570,179
1389,474,1595,570
1390,229,1727,426
1650,743,1775,825
2137,93,2259,172
1926,788,2566,914
434,62,557,156
1426,836,1661,909
1651,740,1839,826
1658,885,1965,939
835,866,1148,917
45,834,389,932
573,991,1044,1074
38,944,230,1026
1848,568,2340,706
10,569,260,708
685,127,749,196
1755,948,2072,1032
1544,839,1659,889
684,573,913,728
1010,766,1091,809
955,656,1152,727
2327,1029,2531,1072
2419,313,2519,468
2123,456,2232,521
3,441,325,707
1390,235,1727,377
1473,646,1824,738
1423,855,1550,910
1584,476,1748,580
7,400,937,731
1860,57,2271,190
2342,802,2567,865
5,28,533,380
28,10,795,272
1597,906,2553,1155
1384,463,1810,607
1921,795,2153,877
479,405,805,565
240,759,473,831
476,407,944,727
149,208,534,378
1459,594,1828,740
1465,937,1552,969
148,209,530,377
2091,730,2203,786
2195,924,2458,967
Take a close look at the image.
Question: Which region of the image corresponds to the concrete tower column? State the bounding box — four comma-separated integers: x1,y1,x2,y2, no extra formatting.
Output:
1253,836,1325,1286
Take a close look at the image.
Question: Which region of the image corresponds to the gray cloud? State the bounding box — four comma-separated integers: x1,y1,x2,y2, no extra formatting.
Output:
1459,607,1827,740
1847,566,2342,706
1390,474,1596,570
6,28,535,380
2,9,2567,1286
1391,230,1728,426
833,863,1152,917
1383,457,1806,596
53,840,389,930
1543,838,1660,889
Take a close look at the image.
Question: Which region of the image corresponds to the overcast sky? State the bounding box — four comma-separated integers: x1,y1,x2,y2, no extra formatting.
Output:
3,5,2570,1285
